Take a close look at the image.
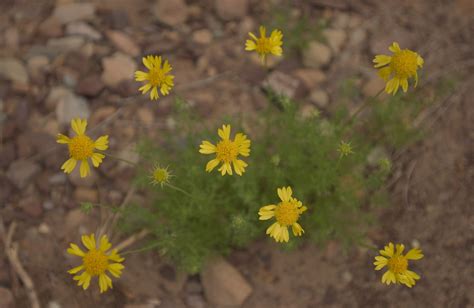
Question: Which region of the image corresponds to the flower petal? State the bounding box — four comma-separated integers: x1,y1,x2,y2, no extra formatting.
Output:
56,133,71,144
205,158,220,172
71,118,87,135
99,235,112,252
80,160,90,178
218,124,231,140
67,243,85,257
68,265,84,274
81,234,96,250
61,158,77,174
405,248,423,260
91,153,105,168
94,135,109,151
199,141,217,154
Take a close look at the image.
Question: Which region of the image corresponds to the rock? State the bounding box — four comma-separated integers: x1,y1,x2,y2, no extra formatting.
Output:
332,13,350,29
0,57,29,84
300,104,320,119
293,69,326,90
38,17,63,38
66,22,102,41
52,3,95,24
18,196,43,217
310,89,329,108
101,52,137,88
367,146,389,167
74,187,99,203
303,41,332,68
362,73,386,98
46,86,70,109
27,55,50,76
68,167,98,188
76,74,104,97
137,108,154,126
90,106,117,125
54,89,90,125
106,30,140,57
43,200,55,210
0,287,14,308
192,29,213,45
38,223,51,234
201,257,252,307
65,209,88,233
117,144,140,169
348,28,367,48
47,36,85,52
152,0,188,26
7,160,41,189
323,28,347,53
215,0,248,20
263,71,301,99
184,294,206,308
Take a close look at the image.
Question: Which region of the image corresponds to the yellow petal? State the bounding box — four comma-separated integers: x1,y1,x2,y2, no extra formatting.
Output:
378,66,392,81
395,244,405,255
91,153,105,168
107,263,124,278
205,158,220,172
405,248,423,260
282,226,289,242
142,56,153,70
199,141,217,154
401,78,409,92
61,158,77,174
292,222,304,236
373,55,392,68
218,124,231,140
68,265,84,274
81,234,96,250
71,118,87,135
134,70,148,82
99,273,112,293
67,243,85,257
380,243,394,257
56,133,71,144
139,83,152,94
245,40,256,51
80,160,90,178
150,86,159,100
259,25,266,38
389,42,401,53
108,249,124,262
99,235,112,252
248,32,258,41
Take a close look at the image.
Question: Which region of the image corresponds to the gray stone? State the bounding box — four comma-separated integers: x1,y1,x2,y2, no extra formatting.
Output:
0,57,29,84
303,41,332,68
293,69,326,90
52,3,95,24
201,257,252,307
7,160,41,189
323,28,347,53
101,52,137,88
153,0,188,26
54,89,90,125
66,22,102,41
215,0,248,20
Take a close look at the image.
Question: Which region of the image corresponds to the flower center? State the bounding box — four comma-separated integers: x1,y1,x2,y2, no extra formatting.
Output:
274,201,300,226
388,256,408,274
216,139,239,163
148,68,165,86
68,135,95,160
83,249,109,276
390,50,419,79
256,38,272,54
153,168,169,184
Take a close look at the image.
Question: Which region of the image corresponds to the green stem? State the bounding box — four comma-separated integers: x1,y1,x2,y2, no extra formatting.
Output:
164,183,194,199
101,152,138,166
345,88,384,126
121,242,160,256
359,241,378,251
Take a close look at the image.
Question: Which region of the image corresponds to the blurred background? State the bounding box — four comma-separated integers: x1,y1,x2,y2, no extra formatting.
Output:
0,0,473,307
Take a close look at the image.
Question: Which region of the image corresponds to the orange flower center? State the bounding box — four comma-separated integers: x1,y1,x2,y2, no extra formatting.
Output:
390,50,419,79
216,139,239,163
388,255,408,274
83,249,109,276
274,201,300,226
148,68,165,86
68,135,95,160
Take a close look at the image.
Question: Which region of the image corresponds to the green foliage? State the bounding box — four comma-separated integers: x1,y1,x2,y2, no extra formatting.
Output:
117,89,428,273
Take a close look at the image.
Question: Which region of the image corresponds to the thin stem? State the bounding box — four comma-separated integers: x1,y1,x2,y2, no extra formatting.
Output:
164,182,194,199
346,88,385,126
101,151,138,166
121,242,160,256
359,241,379,251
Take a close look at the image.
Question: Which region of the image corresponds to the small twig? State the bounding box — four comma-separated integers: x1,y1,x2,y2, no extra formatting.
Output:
0,219,41,308
114,229,150,252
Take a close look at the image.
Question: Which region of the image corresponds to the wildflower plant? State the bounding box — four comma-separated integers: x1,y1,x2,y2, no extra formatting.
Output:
245,26,283,64
135,55,175,100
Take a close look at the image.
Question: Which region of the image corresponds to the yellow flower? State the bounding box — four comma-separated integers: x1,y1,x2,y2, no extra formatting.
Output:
150,165,172,187
134,55,174,100
373,42,424,95
258,187,307,243
245,26,283,64
374,242,423,288
67,234,125,293
56,118,108,178
199,124,251,176
337,140,354,158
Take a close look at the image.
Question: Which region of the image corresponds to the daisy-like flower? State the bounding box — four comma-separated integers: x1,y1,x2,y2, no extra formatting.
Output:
150,165,172,187
67,234,125,293
373,42,424,95
199,124,251,176
374,242,424,288
134,55,174,100
337,140,354,158
57,118,108,178
245,26,283,64
258,187,307,243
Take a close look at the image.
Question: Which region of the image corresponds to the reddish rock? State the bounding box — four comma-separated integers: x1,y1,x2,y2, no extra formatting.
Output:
18,195,43,217
76,74,104,97
106,30,140,57
215,0,248,20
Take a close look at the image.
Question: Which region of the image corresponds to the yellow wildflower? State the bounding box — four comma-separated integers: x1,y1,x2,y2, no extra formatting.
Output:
373,42,424,95
199,124,251,176
337,140,354,158
67,234,125,293
134,55,174,100
57,118,108,178
150,165,172,187
374,242,423,288
258,187,307,243
245,26,283,64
